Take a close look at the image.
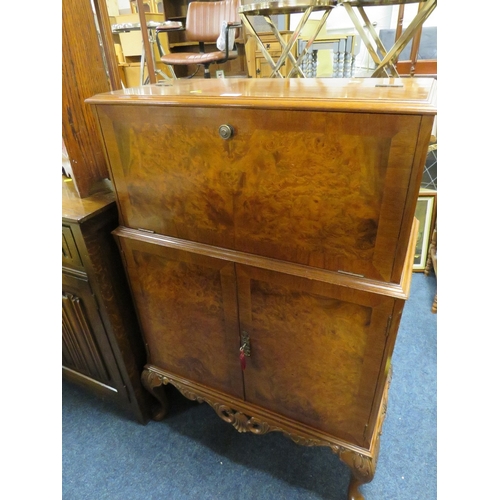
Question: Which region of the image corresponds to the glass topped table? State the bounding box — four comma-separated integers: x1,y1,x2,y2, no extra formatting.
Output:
339,0,437,77
239,0,339,77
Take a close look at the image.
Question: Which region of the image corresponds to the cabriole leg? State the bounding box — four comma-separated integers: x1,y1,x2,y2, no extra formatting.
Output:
141,368,169,421
347,473,367,500
338,447,376,500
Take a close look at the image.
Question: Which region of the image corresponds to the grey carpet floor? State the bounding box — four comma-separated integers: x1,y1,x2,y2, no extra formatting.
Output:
62,272,437,500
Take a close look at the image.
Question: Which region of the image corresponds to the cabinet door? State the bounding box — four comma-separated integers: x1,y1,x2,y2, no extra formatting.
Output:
97,104,422,282
62,272,126,398
62,225,83,270
117,233,244,399
236,263,394,448
255,55,287,77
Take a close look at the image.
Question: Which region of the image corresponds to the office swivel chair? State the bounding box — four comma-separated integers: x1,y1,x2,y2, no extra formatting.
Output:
157,0,241,78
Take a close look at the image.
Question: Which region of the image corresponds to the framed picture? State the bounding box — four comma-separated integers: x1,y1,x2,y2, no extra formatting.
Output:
413,189,437,271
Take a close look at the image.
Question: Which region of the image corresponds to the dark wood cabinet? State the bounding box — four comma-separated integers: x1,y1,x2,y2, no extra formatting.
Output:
62,177,152,424
87,77,436,498
63,272,116,387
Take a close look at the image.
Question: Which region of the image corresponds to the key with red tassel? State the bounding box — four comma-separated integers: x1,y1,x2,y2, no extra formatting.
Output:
239,332,250,371
239,347,246,370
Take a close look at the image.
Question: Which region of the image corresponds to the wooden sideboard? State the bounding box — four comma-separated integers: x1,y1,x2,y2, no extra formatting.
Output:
87,77,436,499
62,176,152,424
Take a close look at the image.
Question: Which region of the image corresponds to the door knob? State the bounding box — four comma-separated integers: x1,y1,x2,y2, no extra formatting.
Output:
218,124,234,140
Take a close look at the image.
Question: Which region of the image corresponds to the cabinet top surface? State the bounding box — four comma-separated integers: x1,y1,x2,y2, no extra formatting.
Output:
86,78,437,115
62,176,116,223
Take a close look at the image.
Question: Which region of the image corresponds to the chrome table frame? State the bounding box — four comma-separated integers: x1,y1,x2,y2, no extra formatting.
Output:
340,0,437,77
239,0,338,78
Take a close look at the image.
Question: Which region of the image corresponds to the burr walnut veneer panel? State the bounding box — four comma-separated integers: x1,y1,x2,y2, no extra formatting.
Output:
93,91,431,283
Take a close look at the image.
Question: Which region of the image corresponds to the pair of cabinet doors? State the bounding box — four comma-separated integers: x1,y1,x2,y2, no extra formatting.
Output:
116,228,398,449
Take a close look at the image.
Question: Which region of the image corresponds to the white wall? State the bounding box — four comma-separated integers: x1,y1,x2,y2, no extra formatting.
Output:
117,0,132,14
106,0,120,16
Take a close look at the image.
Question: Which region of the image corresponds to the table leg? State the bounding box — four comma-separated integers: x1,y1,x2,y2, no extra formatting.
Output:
140,41,146,84
263,15,309,77
342,2,396,77
359,7,399,75
291,8,333,77
268,6,314,77
240,14,285,77
371,0,437,78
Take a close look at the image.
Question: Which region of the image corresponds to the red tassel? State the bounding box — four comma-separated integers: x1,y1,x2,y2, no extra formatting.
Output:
239,350,246,370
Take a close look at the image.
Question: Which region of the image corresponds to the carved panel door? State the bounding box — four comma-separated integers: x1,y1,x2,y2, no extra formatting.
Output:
62,272,128,400
236,263,395,448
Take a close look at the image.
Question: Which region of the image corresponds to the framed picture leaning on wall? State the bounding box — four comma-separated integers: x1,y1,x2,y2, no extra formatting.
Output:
413,188,437,271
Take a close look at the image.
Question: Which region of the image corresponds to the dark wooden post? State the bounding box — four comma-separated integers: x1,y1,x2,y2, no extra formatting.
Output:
62,0,112,198
94,0,123,91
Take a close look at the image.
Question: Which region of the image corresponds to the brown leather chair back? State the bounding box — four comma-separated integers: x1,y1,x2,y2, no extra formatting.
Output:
185,0,241,42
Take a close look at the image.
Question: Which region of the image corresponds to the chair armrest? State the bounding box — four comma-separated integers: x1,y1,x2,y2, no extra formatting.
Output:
222,22,242,57
155,22,185,57
155,21,184,32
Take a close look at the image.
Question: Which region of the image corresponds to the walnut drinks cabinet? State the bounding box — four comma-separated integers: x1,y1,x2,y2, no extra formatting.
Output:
87,77,436,499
